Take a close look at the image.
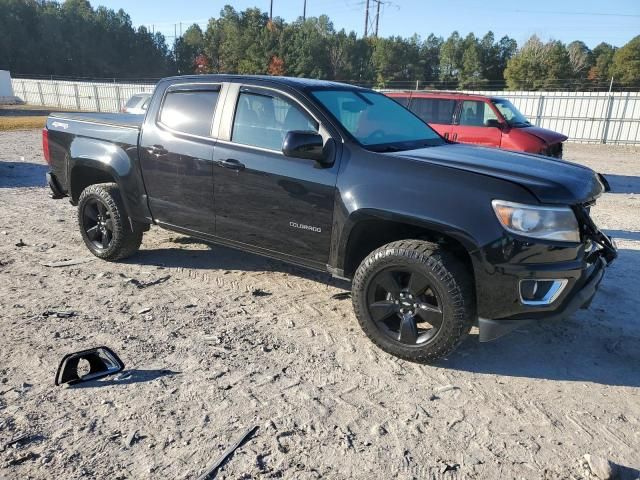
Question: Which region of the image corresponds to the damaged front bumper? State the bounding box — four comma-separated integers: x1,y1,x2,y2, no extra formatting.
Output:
476,209,618,342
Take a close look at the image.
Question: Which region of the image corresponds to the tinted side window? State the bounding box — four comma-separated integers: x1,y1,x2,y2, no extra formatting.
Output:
392,96,410,108
159,90,219,137
232,92,318,150
459,100,498,127
409,98,456,124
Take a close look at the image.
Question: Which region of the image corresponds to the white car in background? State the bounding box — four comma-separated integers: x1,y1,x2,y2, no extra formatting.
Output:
121,92,151,114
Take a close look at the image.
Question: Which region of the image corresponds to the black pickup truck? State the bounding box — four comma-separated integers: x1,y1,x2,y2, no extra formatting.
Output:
43,75,617,361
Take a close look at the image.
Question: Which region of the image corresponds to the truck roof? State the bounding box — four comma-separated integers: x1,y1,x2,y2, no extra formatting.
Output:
162,74,364,91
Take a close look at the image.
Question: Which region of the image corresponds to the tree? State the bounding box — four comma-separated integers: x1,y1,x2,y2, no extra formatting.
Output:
372,35,421,86
611,36,640,86
420,34,443,83
504,35,547,90
543,40,572,89
567,40,593,86
267,55,285,75
439,32,463,87
588,42,616,83
459,33,485,88
505,36,572,90
0,0,174,77
175,24,206,74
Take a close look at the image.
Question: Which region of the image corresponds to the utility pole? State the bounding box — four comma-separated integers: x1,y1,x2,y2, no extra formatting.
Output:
374,0,380,37
364,0,369,37
303,0,307,20
270,0,273,21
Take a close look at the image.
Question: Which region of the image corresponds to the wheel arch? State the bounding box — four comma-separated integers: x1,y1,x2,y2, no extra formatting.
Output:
338,209,479,280
68,137,138,222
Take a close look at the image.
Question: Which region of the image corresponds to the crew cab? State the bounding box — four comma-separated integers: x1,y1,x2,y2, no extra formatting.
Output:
43,75,616,361
385,91,568,158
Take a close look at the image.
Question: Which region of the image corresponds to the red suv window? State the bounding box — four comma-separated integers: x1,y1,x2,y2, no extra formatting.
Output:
410,98,457,125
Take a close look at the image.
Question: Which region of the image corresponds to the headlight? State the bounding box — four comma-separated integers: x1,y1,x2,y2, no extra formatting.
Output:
491,200,580,242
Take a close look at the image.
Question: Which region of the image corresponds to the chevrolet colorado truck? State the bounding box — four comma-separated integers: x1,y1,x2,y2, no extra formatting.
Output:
43,75,617,361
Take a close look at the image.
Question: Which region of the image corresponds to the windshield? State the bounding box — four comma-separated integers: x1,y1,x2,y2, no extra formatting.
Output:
310,89,444,151
491,99,531,127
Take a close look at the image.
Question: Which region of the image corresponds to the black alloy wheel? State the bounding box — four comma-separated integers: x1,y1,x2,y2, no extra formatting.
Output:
352,240,474,362
367,268,444,345
82,197,114,250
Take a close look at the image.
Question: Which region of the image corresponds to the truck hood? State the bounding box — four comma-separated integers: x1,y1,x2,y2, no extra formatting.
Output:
387,143,603,204
517,125,568,144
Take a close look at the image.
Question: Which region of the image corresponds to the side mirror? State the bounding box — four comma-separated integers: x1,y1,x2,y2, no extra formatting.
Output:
55,346,124,385
486,119,505,129
283,131,331,165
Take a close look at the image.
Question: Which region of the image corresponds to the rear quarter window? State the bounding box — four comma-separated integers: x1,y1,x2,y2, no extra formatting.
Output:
159,90,219,137
409,98,456,125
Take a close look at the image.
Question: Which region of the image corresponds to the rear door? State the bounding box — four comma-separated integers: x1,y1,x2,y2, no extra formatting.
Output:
211,84,339,267
407,96,456,140
139,83,221,234
450,99,502,147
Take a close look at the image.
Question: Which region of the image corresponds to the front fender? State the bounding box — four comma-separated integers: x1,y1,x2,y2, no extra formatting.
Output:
331,206,481,277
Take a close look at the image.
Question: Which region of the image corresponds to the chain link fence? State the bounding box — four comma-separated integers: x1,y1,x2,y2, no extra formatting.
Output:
10,76,640,145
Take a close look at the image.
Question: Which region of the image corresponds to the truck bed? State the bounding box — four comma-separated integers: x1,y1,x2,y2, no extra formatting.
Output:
50,112,144,129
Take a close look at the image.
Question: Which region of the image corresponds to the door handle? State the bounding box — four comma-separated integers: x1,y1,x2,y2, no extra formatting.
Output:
147,144,168,155
219,158,245,171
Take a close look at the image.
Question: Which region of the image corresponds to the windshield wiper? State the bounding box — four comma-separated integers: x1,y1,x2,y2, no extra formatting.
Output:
372,145,402,152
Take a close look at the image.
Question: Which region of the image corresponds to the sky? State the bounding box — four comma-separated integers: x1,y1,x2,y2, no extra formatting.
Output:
93,0,640,48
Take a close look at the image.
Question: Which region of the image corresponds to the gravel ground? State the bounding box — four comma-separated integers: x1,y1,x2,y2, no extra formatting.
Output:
1,131,639,480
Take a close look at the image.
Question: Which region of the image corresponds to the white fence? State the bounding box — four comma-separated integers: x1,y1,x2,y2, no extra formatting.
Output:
11,77,640,145
12,77,155,113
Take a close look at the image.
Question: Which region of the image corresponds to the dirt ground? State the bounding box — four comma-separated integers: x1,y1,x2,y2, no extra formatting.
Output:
1,130,639,480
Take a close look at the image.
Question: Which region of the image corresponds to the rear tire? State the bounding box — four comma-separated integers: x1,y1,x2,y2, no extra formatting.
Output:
77,183,143,261
352,240,474,362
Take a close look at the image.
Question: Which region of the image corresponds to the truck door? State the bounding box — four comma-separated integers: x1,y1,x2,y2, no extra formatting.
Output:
450,99,502,147
408,97,457,140
139,84,220,234
212,85,339,267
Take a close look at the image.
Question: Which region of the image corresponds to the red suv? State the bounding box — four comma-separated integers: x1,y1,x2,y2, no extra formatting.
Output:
386,92,567,158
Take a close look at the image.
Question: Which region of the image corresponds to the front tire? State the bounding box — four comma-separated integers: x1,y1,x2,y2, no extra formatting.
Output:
77,183,143,261
352,240,474,362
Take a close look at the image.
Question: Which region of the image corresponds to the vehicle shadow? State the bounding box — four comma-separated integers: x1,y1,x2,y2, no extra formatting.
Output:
69,369,180,388
0,161,47,188
127,243,351,289
605,229,640,241
128,237,639,387
603,174,640,194
443,247,640,387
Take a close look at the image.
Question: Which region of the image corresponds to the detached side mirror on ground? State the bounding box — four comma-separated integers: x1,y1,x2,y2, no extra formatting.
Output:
55,346,124,385
282,130,332,165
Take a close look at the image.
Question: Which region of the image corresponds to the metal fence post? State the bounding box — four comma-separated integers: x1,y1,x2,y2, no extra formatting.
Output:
601,94,615,144
37,82,45,106
115,85,121,112
53,81,62,108
21,80,27,103
535,94,545,125
74,83,81,110
93,84,101,112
